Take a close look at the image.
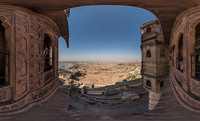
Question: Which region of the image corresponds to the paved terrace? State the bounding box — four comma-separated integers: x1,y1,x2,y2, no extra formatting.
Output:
0,78,199,121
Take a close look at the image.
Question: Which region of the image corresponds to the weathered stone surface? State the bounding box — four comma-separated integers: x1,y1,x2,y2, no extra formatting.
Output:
0,6,60,113
169,6,200,112
141,20,169,110
1,81,200,121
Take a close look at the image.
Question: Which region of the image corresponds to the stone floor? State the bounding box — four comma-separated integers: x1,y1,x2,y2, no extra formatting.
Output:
0,78,200,121
69,91,149,116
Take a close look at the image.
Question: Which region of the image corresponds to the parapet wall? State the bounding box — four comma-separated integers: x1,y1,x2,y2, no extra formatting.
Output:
0,77,59,114
170,71,200,112
0,5,59,113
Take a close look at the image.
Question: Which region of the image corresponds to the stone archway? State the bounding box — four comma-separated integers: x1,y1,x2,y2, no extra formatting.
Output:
146,50,151,58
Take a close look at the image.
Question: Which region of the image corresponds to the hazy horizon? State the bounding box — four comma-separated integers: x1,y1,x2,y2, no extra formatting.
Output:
59,56,141,62
59,5,157,62
59,60,141,62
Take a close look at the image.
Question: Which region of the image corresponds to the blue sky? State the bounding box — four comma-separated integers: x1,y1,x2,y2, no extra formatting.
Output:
59,5,157,62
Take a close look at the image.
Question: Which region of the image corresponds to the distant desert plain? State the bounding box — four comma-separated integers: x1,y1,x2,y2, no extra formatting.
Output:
59,61,141,87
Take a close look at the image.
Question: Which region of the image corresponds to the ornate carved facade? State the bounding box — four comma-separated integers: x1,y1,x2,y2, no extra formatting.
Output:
141,7,200,112
169,6,200,112
141,20,169,110
0,6,59,113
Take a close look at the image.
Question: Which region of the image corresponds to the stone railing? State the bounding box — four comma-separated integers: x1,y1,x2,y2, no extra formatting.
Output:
175,68,184,85
0,85,12,103
170,71,200,112
44,69,54,84
190,78,200,97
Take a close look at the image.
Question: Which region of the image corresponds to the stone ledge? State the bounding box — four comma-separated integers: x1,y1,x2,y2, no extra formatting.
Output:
0,77,59,115
170,71,200,113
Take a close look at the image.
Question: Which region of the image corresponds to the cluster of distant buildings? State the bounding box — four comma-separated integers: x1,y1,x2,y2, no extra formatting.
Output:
59,62,75,69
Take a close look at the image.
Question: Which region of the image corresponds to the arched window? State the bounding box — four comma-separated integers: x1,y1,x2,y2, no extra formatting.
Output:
0,20,8,86
172,48,175,67
160,49,166,58
146,27,151,34
160,81,164,88
146,50,151,58
146,80,151,89
177,34,183,72
195,23,200,79
43,34,53,72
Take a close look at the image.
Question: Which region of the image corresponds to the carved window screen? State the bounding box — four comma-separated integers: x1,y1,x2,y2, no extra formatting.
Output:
192,24,200,80
0,21,9,86
177,34,183,72
43,34,53,72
